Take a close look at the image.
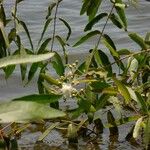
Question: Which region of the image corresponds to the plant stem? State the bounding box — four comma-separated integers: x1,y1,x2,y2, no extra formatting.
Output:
110,49,150,66
50,0,59,52
95,4,115,50
86,4,115,72
14,0,17,29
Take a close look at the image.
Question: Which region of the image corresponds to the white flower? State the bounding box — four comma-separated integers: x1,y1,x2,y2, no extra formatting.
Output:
61,83,77,98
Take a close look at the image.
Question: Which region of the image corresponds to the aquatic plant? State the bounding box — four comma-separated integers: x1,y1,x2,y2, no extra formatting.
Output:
0,0,149,149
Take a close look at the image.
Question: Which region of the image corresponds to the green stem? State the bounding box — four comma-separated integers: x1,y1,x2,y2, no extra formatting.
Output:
85,4,115,72
50,0,59,52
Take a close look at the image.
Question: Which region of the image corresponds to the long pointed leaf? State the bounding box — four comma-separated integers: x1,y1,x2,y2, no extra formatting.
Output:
73,30,101,47
59,18,72,41
0,53,54,68
0,101,65,123
128,32,147,50
84,13,108,31
20,21,34,50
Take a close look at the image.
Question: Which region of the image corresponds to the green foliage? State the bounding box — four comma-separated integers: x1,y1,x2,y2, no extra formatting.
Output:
0,101,65,123
0,0,149,149
0,53,54,68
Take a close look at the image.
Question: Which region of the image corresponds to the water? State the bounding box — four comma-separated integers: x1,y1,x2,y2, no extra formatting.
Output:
4,0,150,52
0,0,150,149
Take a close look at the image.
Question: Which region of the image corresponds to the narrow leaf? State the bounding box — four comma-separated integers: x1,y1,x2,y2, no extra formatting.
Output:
0,101,65,123
133,117,143,139
51,52,64,76
38,38,51,54
128,32,147,50
0,53,54,68
110,13,125,30
113,77,131,104
38,18,53,45
73,30,101,47
59,18,72,40
40,73,61,86
84,13,108,31
115,0,127,29
28,63,39,83
20,21,34,50
135,92,148,114
13,94,62,104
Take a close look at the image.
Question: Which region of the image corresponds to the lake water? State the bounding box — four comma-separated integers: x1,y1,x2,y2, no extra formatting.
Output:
4,0,150,52
0,0,150,149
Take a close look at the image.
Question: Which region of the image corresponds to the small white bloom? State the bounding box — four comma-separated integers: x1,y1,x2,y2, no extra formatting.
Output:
61,83,77,98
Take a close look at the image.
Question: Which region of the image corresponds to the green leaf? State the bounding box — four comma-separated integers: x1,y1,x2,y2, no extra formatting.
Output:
103,34,125,70
126,86,138,102
8,28,17,43
28,63,39,83
46,0,62,19
0,53,54,68
55,35,68,63
69,107,84,119
113,77,131,104
13,94,62,104
127,57,138,80
0,4,6,26
0,24,9,48
73,30,101,47
90,81,110,91
51,52,65,76
144,117,150,149
20,21,34,50
135,92,148,114
20,64,27,81
80,0,91,15
38,69,45,94
38,18,53,46
110,13,125,30
133,117,143,139
40,73,61,86
118,49,131,55
128,32,147,50
38,38,51,54
3,65,16,79
67,123,78,142
0,101,65,123
87,0,102,21
103,34,117,52
102,87,118,95
59,18,72,41
94,49,112,75
84,13,108,31
114,0,127,29
75,62,86,75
